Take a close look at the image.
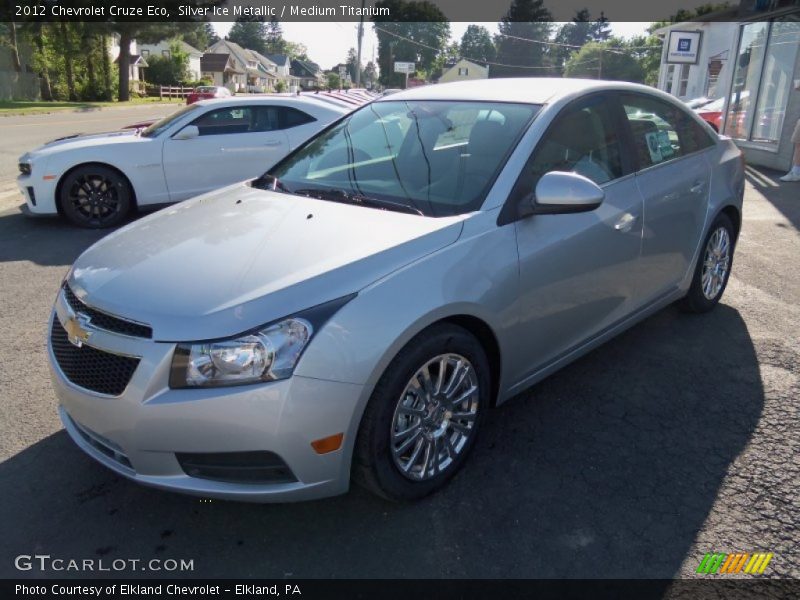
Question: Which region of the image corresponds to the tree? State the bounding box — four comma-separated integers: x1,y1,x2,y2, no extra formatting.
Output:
228,19,268,55
345,47,362,84
459,25,496,63
552,9,594,70
265,18,287,54
145,41,190,85
372,0,450,87
592,12,612,42
564,40,645,82
493,0,553,78
326,72,341,90
284,40,309,61
626,34,663,86
110,22,183,101
364,61,378,88
181,22,219,51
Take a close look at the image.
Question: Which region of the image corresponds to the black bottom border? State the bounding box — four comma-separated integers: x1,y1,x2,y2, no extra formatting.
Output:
4,579,800,600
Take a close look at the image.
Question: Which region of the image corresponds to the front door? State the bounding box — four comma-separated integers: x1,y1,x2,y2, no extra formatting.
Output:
162,105,289,201
508,94,644,386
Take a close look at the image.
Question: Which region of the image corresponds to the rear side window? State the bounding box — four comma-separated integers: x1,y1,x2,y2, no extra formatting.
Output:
621,94,714,169
280,107,316,129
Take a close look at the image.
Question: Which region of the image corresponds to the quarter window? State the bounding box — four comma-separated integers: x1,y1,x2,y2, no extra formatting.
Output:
280,107,316,128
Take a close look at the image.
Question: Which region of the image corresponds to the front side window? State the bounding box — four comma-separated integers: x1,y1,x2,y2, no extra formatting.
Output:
140,104,199,138
190,106,280,135
517,95,624,193
621,94,713,168
265,100,539,217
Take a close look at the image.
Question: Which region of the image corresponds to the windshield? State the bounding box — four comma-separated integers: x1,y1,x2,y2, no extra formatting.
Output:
140,104,200,138
196,86,216,93
263,100,540,217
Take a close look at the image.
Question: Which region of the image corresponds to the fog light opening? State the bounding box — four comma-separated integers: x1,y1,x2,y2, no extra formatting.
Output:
311,433,344,454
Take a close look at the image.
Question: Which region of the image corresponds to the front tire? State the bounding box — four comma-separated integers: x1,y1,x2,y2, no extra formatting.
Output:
353,324,490,501
59,165,132,229
679,213,736,313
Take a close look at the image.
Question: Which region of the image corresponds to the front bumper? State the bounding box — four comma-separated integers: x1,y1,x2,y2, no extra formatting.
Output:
48,293,364,502
18,172,58,215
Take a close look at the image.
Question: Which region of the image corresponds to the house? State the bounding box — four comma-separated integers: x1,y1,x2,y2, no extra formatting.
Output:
655,1,800,171
291,59,326,90
266,54,301,90
246,50,280,92
200,53,244,89
206,39,270,92
108,34,145,86
438,59,489,83
139,40,203,81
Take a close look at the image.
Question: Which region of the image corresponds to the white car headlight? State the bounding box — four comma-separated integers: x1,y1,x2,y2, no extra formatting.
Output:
169,295,354,388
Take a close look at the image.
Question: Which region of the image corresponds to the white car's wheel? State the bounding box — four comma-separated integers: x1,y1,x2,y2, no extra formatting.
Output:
59,165,132,229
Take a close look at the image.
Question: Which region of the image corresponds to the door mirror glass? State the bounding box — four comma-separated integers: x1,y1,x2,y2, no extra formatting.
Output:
532,171,604,214
173,125,199,140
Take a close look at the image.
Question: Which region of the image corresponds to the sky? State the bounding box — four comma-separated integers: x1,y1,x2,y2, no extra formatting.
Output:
211,21,652,71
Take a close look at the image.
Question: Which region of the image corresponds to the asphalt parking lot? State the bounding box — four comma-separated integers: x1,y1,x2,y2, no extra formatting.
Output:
0,110,798,580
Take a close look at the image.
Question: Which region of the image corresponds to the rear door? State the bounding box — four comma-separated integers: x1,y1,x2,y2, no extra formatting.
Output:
619,93,716,303
162,105,289,201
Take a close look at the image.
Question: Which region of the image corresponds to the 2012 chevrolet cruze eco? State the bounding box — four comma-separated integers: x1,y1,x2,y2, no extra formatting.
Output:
50,79,745,502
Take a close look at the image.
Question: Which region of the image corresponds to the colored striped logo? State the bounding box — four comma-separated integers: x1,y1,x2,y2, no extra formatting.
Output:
696,552,773,575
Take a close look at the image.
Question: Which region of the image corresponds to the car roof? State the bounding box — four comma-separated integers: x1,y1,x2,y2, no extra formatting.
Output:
194,95,350,113
377,78,662,106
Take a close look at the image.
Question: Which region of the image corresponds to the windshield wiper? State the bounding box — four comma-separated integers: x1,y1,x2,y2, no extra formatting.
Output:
292,188,424,216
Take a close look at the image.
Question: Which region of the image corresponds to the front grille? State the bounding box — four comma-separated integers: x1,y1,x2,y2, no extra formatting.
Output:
63,284,152,339
19,162,31,176
176,451,297,484
50,316,140,396
68,414,133,470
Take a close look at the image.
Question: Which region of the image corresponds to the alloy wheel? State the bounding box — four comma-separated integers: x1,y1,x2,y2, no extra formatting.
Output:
67,174,121,226
701,226,731,300
390,353,480,481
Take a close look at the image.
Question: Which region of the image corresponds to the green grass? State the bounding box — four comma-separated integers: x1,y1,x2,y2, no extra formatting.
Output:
0,97,184,116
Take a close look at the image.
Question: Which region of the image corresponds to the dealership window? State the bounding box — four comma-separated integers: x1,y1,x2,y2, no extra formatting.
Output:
725,18,800,143
678,64,691,97
665,65,676,94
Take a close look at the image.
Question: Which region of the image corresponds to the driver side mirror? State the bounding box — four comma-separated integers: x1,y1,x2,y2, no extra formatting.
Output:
530,171,605,215
173,125,199,140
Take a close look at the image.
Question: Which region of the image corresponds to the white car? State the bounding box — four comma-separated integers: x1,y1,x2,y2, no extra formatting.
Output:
17,96,350,228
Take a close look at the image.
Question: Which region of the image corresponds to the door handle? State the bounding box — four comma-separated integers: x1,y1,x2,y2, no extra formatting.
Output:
689,181,706,194
614,213,639,233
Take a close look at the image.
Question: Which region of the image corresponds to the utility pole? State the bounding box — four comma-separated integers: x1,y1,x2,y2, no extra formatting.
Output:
598,49,603,79
355,0,365,86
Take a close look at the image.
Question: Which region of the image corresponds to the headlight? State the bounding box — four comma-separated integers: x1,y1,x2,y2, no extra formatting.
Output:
169,295,355,388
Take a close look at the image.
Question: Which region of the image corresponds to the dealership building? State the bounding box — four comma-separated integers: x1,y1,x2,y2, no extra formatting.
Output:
657,1,800,171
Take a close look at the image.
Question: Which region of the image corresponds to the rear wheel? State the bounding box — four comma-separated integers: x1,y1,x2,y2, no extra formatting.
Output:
353,324,490,501
679,213,736,313
59,165,132,229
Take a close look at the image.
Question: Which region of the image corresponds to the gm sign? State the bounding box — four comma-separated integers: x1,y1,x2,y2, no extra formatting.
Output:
667,30,702,64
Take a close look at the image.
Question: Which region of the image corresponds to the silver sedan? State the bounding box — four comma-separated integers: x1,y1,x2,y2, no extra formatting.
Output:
49,79,745,501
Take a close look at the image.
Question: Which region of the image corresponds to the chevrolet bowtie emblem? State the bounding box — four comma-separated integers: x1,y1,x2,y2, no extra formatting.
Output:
64,312,92,347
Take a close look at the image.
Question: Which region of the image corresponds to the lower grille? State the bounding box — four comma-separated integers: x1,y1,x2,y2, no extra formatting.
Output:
50,316,139,396
176,451,297,484
69,414,133,470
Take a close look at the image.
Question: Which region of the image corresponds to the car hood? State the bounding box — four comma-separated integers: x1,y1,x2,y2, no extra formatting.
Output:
23,129,150,160
68,184,465,341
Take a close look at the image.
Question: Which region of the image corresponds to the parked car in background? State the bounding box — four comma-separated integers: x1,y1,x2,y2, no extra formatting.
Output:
187,85,232,105
17,96,349,228
49,79,744,502
684,96,713,110
695,96,725,132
